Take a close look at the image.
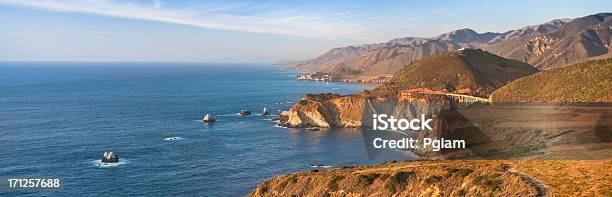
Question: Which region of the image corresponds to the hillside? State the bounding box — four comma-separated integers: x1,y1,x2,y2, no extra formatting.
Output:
377,49,538,97
250,160,538,197
490,58,612,102
249,160,612,196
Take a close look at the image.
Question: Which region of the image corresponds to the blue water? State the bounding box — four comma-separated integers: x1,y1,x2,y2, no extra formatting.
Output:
0,63,411,196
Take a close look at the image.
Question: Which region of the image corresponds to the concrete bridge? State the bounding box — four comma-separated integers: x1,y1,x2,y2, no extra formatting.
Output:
397,90,491,105
431,93,490,104
398,89,490,104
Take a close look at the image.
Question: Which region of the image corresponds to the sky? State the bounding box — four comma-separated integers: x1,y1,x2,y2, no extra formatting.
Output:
0,0,610,62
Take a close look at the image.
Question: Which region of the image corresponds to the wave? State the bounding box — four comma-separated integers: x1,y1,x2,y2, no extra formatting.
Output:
92,159,128,168
217,113,240,117
273,124,287,128
309,164,333,168
163,137,184,141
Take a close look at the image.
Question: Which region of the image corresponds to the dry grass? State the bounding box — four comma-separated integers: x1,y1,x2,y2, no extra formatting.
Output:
491,58,612,103
250,160,541,197
250,160,612,197
515,160,612,196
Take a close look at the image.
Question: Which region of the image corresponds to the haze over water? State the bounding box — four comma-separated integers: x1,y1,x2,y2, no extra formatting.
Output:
0,63,411,196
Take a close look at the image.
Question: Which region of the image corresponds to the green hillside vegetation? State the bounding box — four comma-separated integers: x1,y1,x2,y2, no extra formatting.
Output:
378,49,538,97
490,58,612,103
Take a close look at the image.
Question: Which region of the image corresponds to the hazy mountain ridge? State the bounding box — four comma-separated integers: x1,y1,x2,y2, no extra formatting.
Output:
485,13,612,69
286,13,611,79
486,19,571,44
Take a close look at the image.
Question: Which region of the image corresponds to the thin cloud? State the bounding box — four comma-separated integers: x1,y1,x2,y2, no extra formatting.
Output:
0,0,370,38
5,31,31,38
151,0,161,8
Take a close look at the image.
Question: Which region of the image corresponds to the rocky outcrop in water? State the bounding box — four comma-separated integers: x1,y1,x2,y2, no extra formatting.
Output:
102,151,119,163
203,114,216,122
240,110,252,116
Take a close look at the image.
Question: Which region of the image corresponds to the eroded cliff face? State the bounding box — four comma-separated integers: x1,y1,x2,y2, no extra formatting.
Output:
278,94,365,128
278,92,457,129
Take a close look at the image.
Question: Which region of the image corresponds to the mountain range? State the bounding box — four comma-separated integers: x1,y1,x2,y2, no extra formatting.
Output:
285,13,612,80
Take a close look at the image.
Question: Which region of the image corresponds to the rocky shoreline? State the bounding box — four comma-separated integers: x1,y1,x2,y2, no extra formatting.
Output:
297,72,392,83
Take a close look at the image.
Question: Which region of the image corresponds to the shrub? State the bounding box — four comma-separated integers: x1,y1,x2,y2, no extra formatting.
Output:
379,173,390,181
484,179,502,192
358,173,380,185
279,180,288,189
306,93,340,101
327,175,345,191
472,174,503,192
289,175,298,184
298,99,310,106
444,168,474,178
472,175,486,185
385,180,397,193
456,188,466,196
385,171,414,193
259,186,268,194
279,175,297,189
424,175,443,184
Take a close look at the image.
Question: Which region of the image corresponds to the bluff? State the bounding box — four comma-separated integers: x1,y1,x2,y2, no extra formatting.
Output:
250,160,612,197
249,160,540,197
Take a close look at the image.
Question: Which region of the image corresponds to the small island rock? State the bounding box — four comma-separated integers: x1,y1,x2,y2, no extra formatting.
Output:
203,114,216,122
102,151,119,163
240,110,252,116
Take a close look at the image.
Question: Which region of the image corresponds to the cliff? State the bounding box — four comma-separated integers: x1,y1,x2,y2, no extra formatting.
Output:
278,92,455,129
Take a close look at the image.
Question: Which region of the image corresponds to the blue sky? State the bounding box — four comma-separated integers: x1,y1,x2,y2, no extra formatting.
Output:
0,0,610,62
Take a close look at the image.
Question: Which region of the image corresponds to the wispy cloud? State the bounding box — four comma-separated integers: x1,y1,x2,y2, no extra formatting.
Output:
0,0,371,39
151,0,161,9
5,31,32,38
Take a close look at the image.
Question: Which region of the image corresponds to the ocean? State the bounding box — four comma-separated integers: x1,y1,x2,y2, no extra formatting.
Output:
0,63,412,196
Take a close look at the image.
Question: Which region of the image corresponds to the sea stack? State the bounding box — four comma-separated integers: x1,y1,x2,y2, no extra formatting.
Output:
102,151,119,163
240,110,252,116
262,107,269,116
203,114,216,122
